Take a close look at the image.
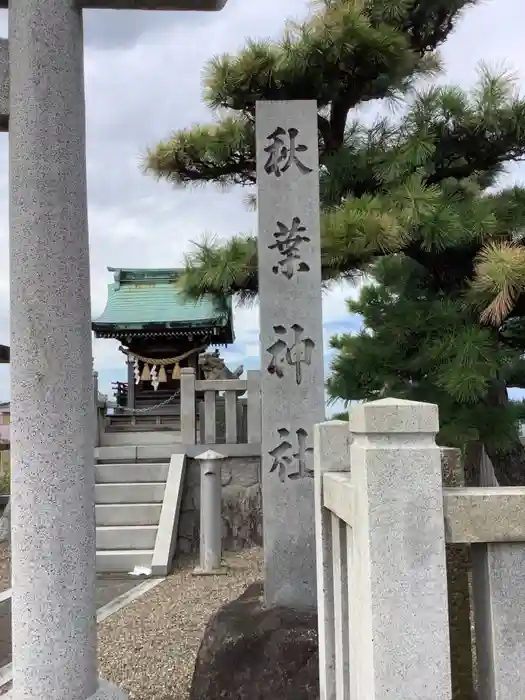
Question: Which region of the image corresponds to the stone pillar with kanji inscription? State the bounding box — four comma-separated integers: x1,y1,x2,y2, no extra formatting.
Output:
256,100,325,609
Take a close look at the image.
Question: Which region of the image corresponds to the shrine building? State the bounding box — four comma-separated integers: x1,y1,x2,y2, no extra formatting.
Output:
92,267,234,413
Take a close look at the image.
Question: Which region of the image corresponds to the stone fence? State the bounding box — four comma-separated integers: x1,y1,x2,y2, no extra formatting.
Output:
177,368,263,551
315,399,525,700
180,367,261,446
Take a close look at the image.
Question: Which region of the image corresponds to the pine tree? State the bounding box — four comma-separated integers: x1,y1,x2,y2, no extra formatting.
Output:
143,0,525,482
327,256,525,485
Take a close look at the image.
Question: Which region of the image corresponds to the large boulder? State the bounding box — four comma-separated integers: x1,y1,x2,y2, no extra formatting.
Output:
190,582,319,700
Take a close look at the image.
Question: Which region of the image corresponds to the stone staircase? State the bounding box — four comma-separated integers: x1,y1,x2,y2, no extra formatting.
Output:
95,432,185,574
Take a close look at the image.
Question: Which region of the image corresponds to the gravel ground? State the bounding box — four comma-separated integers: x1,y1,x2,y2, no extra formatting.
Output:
0,544,10,593
99,547,262,700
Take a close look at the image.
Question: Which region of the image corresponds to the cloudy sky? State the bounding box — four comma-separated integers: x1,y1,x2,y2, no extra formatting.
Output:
0,0,523,402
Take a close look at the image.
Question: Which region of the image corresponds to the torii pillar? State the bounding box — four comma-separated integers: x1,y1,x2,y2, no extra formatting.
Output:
0,1,227,699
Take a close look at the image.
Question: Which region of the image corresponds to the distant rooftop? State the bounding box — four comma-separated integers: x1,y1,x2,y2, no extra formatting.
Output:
92,268,234,343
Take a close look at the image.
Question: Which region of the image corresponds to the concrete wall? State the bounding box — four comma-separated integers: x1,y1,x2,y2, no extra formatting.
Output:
177,455,262,553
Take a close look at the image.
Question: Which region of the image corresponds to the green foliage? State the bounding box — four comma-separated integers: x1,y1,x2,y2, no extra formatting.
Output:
144,117,256,188
327,258,525,450
149,67,525,305
144,0,471,187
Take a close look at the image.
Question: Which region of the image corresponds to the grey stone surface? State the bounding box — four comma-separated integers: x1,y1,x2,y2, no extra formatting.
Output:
5,680,128,700
181,367,196,445
444,486,525,543
186,443,260,458
126,358,135,409
472,542,525,700
151,454,186,576
440,448,475,700
195,450,224,572
0,39,8,131
256,100,325,609
246,370,261,443
8,1,99,698
224,391,237,444
469,454,525,700
177,457,262,554
204,391,217,443
314,421,352,700
348,399,452,699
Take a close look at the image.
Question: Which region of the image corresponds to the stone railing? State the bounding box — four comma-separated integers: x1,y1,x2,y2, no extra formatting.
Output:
180,367,261,447
315,398,525,700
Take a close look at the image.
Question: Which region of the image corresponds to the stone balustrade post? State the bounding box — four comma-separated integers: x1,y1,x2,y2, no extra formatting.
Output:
180,367,196,445
126,357,135,410
471,539,525,700
246,370,261,444
471,455,525,698
193,450,225,575
348,398,452,700
93,371,99,448
314,421,352,700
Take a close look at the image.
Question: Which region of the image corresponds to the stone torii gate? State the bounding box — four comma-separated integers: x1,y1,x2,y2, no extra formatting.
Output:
0,2,227,700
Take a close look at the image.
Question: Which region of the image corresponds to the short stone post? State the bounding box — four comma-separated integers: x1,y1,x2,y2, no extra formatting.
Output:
180,367,196,445
193,450,226,575
348,398,452,700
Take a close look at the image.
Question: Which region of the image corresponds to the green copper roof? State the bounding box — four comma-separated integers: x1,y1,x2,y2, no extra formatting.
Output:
92,268,232,332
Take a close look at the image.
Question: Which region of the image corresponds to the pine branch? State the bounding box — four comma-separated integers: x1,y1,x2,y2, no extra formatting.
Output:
143,116,256,187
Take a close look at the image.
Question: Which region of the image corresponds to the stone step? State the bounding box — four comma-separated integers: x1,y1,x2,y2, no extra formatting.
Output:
100,430,182,447
95,482,166,505
96,525,158,550
96,549,154,574
95,444,185,463
96,503,162,526
95,462,169,483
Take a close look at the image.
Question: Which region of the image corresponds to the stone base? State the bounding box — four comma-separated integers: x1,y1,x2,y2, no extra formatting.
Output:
6,678,127,700
190,581,319,700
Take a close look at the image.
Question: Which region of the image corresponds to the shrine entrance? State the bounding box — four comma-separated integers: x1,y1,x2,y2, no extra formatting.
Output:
93,267,239,432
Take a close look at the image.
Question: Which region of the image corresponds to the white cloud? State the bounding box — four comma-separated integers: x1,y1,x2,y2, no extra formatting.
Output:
0,0,524,402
